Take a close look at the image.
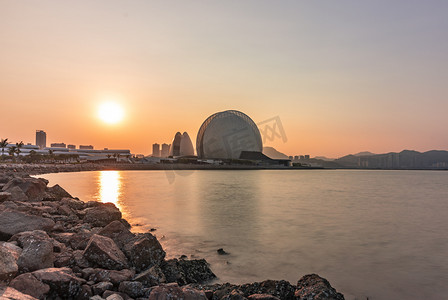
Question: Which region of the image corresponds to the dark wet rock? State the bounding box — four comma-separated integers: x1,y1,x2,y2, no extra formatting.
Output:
10,230,54,273
83,234,129,270
78,284,93,300
0,286,39,300
69,230,93,250
118,280,145,298
99,220,135,249
87,268,135,285
46,184,72,200
0,242,20,281
57,204,75,216
134,265,166,287
2,177,47,201
295,274,345,300
247,294,280,300
9,273,51,299
74,250,91,268
162,258,216,285
124,233,165,272
92,281,114,295
217,248,229,255
149,283,208,300
222,290,247,300
0,191,11,202
239,280,296,300
31,267,83,298
0,211,55,241
54,249,74,268
83,203,122,227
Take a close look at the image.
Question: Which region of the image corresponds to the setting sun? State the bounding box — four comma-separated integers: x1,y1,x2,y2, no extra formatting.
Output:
98,102,124,124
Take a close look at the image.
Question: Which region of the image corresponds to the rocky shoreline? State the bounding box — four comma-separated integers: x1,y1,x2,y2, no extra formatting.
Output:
0,169,345,300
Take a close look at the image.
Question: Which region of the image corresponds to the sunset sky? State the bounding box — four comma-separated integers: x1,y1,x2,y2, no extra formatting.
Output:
1,1,447,158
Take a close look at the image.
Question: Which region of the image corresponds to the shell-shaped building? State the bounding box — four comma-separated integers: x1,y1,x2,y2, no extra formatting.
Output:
169,132,194,157
196,110,262,159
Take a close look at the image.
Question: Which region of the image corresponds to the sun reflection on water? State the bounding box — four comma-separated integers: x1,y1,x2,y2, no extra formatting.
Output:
98,171,122,209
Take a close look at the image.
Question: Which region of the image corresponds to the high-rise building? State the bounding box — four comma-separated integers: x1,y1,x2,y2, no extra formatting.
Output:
161,143,170,158
51,143,66,148
152,143,160,157
36,130,46,149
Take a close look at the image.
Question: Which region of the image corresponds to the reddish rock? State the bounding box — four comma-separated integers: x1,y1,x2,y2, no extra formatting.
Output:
31,267,83,298
88,268,135,285
2,177,47,201
46,184,72,200
162,258,216,285
83,234,129,270
239,280,295,300
118,280,145,298
0,242,19,281
0,211,54,241
0,191,11,202
83,203,122,227
98,220,135,249
69,230,93,250
0,286,39,300
3,186,27,202
9,273,50,299
295,274,345,300
92,281,114,295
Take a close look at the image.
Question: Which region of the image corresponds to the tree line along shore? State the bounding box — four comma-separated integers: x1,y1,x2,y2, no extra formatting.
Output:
0,167,345,300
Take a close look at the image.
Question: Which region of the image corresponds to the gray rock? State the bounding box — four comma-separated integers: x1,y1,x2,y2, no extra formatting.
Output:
118,280,145,298
148,284,207,300
0,191,11,202
4,186,28,202
295,274,345,300
60,197,86,210
103,290,131,300
239,280,296,300
9,273,51,299
98,220,135,249
69,230,93,250
134,265,166,287
46,184,72,200
92,281,114,295
11,230,54,273
83,234,129,270
124,233,165,272
162,258,216,285
0,211,55,241
83,203,122,227
78,284,93,300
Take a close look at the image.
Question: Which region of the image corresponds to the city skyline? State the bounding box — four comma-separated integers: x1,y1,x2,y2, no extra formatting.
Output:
2,1,447,157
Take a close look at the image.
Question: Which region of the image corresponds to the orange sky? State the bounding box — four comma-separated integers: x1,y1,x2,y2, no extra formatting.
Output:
1,1,447,158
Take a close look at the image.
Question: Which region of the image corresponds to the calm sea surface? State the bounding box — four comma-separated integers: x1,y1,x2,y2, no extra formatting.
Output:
39,170,448,300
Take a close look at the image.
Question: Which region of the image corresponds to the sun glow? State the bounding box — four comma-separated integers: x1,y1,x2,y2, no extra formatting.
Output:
98,171,122,207
98,102,124,124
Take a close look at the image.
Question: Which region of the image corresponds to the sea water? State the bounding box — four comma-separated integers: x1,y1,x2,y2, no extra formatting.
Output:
40,169,448,300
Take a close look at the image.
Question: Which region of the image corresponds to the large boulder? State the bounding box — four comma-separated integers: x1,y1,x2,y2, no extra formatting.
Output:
124,233,165,272
69,230,93,250
83,203,122,227
10,230,54,273
0,286,39,300
295,274,345,300
118,281,145,298
0,242,21,281
148,284,208,300
83,234,129,270
31,267,84,298
3,186,27,202
46,184,72,200
0,211,54,241
162,258,216,285
134,265,166,287
2,177,47,201
98,220,135,249
9,273,51,299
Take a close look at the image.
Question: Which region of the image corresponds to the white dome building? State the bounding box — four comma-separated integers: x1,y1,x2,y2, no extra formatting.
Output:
169,132,194,157
196,110,262,159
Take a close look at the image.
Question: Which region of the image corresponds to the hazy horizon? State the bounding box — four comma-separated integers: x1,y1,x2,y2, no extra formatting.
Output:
2,1,447,157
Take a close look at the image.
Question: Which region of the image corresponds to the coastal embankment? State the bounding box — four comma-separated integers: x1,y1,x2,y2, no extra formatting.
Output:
0,167,344,300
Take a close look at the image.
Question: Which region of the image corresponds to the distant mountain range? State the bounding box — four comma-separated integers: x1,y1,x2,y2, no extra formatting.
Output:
263,147,448,169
